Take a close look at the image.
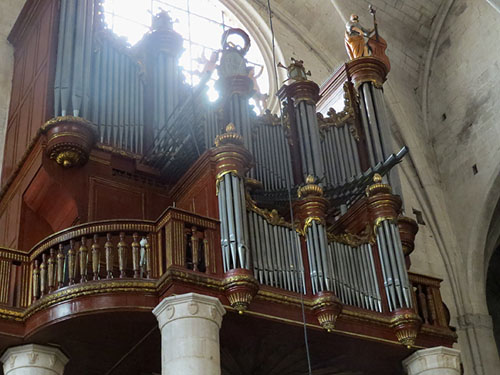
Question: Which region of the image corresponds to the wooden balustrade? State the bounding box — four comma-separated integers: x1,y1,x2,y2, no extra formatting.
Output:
409,272,449,328
31,232,153,301
26,208,220,303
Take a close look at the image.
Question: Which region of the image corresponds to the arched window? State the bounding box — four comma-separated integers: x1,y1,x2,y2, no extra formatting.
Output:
102,0,274,109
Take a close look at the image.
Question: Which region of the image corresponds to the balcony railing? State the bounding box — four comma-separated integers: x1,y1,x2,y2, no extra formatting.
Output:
0,204,454,346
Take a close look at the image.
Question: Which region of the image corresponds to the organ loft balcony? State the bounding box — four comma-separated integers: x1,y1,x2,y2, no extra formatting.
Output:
0,2,456,374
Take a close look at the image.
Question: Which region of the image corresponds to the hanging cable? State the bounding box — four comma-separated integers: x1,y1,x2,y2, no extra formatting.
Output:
265,1,313,374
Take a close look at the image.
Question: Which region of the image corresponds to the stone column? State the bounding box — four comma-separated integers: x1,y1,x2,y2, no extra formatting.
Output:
153,293,226,375
403,346,461,375
0,344,69,375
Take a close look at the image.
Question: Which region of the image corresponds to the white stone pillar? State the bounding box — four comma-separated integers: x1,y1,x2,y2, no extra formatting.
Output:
0,344,69,375
403,346,461,375
153,293,226,375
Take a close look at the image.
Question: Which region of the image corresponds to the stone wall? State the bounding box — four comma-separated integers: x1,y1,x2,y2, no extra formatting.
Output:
426,0,500,373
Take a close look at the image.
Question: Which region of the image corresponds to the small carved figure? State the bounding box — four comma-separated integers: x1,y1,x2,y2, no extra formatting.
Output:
248,66,268,113
218,29,250,78
151,9,174,32
277,57,311,82
193,48,220,76
344,14,374,59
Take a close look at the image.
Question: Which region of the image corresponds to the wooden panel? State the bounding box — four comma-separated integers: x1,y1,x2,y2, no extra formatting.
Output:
5,192,22,248
89,177,145,221
1,0,58,184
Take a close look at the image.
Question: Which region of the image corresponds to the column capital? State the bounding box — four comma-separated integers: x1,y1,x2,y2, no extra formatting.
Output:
153,293,226,330
403,346,461,375
1,344,69,375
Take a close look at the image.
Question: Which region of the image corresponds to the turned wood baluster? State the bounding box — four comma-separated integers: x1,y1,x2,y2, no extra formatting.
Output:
68,240,76,285
47,249,56,292
191,227,199,271
145,235,152,279
40,254,48,297
92,234,101,280
426,285,438,325
118,232,128,278
417,284,429,324
132,233,140,278
411,284,418,315
105,233,114,279
33,260,40,301
79,236,89,283
203,231,209,274
57,244,65,288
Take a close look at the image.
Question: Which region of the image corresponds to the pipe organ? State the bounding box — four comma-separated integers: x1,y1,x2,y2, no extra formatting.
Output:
49,4,420,342
0,3,457,366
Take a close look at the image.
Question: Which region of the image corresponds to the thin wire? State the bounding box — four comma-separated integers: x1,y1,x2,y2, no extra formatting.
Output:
266,1,312,374
104,324,157,375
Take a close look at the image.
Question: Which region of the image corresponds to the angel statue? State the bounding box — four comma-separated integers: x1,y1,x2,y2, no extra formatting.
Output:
248,65,268,113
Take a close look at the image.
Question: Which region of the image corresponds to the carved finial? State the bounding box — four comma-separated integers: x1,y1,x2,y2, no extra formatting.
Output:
305,175,315,184
226,123,235,133
366,173,392,196
297,176,323,198
214,123,244,147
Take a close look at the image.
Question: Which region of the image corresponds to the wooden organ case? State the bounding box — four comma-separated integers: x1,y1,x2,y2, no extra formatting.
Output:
0,1,456,374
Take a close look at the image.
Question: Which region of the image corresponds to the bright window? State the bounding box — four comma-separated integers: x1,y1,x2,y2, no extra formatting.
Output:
102,0,269,106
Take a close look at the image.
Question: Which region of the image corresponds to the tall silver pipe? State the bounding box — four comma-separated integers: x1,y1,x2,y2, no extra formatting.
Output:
390,223,412,308
218,180,230,272
306,103,324,178
331,243,344,301
343,125,356,178
358,246,374,310
224,174,237,269
358,90,376,166
366,244,383,312
333,128,346,182
306,231,317,294
376,228,396,310
280,227,291,290
344,245,361,307
337,244,349,303
91,49,101,128
362,84,384,163
297,104,314,177
382,221,404,308
350,128,361,174
310,222,325,291
355,247,370,309
59,0,77,116
231,175,245,268
251,213,264,283
263,217,276,287
317,224,331,291
53,0,67,116
257,216,270,285
248,212,258,280
272,226,282,286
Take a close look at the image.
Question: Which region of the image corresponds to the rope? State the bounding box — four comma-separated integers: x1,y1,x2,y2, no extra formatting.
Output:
265,1,313,374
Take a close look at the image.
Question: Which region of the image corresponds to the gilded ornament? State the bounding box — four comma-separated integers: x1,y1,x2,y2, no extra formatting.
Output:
277,57,311,82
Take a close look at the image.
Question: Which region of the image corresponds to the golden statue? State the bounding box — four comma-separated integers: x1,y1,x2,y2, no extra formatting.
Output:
344,7,390,71
344,14,373,60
